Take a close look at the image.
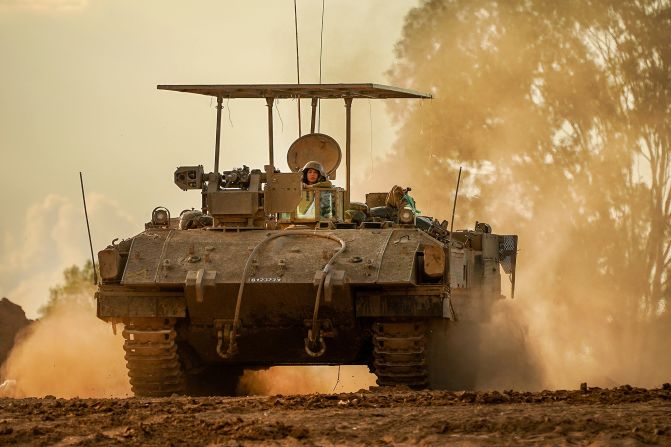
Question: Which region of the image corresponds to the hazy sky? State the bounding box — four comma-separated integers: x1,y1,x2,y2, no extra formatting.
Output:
0,0,420,317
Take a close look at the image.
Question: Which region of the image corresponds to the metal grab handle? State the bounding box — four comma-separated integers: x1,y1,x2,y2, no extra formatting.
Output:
222,230,346,359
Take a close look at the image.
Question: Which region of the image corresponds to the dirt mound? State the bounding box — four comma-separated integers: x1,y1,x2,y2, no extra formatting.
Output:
0,298,31,369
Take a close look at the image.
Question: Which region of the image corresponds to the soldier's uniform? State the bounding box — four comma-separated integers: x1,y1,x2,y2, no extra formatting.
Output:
300,161,333,218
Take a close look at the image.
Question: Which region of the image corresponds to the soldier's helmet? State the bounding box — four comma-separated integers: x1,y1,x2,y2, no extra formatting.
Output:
301,161,328,184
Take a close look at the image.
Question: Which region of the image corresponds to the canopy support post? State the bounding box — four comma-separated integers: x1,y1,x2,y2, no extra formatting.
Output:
214,96,223,173
310,97,318,133
344,97,353,209
266,97,275,166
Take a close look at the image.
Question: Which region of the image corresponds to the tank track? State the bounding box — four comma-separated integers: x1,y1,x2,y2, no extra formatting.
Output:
122,324,186,397
372,321,428,389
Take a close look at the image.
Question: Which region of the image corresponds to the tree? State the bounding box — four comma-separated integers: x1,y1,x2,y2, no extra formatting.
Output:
39,261,97,317
389,0,670,313
387,0,671,384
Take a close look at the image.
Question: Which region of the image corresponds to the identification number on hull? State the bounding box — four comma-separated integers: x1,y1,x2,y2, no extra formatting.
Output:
249,277,282,283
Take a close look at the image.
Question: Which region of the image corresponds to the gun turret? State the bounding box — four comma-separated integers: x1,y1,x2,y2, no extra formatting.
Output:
175,165,268,192
221,166,266,189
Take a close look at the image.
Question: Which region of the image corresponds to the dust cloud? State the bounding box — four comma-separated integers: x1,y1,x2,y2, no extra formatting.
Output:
512,210,671,390
0,294,130,398
369,111,671,391
364,0,671,392
239,366,377,395
368,105,671,390
487,176,671,390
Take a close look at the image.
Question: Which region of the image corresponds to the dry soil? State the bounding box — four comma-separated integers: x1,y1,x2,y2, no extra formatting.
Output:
1,385,670,446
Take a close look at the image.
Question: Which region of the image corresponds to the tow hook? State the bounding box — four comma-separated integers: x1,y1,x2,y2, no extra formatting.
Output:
214,319,238,359
304,330,326,357
303,319,333,357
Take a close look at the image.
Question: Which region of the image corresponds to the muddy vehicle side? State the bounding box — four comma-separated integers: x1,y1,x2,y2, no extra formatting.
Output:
95,84,517,396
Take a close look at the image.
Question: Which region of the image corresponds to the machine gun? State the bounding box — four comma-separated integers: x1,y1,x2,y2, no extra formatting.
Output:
415,216,451,244
222,166,266,189
174,165,266,191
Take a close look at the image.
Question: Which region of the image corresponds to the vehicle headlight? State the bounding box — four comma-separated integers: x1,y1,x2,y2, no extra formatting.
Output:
152,206,171,226
399,208,415,224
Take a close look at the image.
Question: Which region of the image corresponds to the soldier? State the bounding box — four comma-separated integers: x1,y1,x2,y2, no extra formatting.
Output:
299,161,333,218
301,161,332,188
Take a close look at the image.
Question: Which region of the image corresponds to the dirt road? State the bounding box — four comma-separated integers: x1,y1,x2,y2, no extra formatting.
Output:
1,386,670,446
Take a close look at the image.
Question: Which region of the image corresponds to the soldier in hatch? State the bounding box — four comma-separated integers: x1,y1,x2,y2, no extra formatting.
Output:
301,161,332,188
299,161,333,218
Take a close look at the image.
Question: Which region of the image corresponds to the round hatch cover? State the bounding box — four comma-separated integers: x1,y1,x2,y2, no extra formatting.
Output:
287,133,342,178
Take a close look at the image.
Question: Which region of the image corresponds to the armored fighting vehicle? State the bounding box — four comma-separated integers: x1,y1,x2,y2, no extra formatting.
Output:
96,84,517,396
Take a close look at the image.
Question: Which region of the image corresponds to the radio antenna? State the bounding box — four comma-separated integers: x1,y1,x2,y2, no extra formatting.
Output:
449,166,462,234
293,0,302,137
79,172,98,285
318,0,325,132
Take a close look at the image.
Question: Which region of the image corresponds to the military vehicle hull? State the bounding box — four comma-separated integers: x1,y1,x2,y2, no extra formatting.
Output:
97,225,513,396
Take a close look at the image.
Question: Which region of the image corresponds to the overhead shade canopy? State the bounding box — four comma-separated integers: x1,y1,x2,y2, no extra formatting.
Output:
157,83,432,100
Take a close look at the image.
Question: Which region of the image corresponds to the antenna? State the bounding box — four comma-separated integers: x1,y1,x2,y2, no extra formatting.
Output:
318,0,325,132
293,0,302,137
79,172,98,285
450,166,462,234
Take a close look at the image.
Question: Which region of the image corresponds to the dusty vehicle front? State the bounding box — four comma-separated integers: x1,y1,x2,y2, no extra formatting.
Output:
95,84,517,396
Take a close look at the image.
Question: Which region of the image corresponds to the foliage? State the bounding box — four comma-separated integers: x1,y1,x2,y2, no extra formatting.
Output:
39,260,97,317
388,0,670,318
